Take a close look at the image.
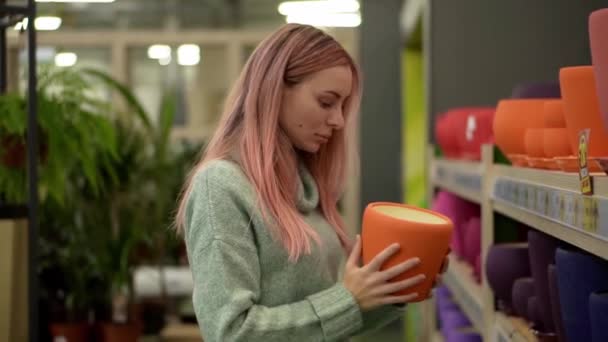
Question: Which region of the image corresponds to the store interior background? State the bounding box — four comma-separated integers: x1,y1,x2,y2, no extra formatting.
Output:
1,0,607,341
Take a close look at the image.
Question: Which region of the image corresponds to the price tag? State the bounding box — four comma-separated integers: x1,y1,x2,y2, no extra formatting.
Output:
548,191,561,220
527,186,536,210
563,194,576,226
517,184,527,207
582,197,598,233
536,188,548,216
578,129,593,195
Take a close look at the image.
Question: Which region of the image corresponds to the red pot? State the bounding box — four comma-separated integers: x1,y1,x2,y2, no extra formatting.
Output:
101,323,141,342
50,323,89,342
435,114,457,158
525,129,546,159
559,66,608,157
456,108,496,161
590,9,608,133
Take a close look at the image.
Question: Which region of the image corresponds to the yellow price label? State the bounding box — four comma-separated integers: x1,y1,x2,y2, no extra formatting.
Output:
581,197,598,233
579,129,593,195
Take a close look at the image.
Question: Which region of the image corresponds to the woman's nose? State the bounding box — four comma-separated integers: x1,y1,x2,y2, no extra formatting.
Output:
327,109,345,130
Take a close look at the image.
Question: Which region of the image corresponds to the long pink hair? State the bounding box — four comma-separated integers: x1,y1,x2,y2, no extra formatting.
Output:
175,24,361,261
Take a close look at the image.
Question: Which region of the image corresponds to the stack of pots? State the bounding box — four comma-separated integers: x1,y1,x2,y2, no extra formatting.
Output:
493,8,608,173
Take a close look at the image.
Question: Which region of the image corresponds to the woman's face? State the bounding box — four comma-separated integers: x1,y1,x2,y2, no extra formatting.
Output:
279,65,353,153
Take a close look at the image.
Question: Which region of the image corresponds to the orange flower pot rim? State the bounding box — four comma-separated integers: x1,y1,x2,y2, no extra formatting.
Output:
366,202,452,225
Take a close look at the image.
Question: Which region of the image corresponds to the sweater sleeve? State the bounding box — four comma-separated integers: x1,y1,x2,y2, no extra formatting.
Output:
184,167,363,342
358,305,406,336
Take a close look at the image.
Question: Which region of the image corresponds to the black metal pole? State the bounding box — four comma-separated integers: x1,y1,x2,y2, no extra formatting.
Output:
26,0,38,340
0,0,6,94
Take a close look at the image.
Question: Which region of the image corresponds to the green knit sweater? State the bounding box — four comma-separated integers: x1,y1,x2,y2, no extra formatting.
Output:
184,159,405,342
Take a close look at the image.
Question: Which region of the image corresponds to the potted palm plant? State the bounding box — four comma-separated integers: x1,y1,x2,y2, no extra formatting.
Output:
0,67,121,342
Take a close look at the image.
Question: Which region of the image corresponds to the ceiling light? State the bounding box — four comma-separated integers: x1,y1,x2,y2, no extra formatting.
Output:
159,56,172,66
147,45,171,60
278,0,359,16
55,52,77,67
35,16,62,30
14,16,63,31
286,12,361,27
36,0,115,3
177,44,200,66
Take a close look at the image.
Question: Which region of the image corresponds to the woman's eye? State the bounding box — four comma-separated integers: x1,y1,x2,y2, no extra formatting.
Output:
319,100,333,109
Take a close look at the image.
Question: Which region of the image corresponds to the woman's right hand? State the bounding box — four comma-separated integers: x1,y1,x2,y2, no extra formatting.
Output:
343,235,425,312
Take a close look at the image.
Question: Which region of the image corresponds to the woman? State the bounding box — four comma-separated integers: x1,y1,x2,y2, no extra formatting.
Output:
175,24,448,341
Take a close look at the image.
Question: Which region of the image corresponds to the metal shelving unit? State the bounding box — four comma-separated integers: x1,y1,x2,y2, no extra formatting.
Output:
1,1,38,341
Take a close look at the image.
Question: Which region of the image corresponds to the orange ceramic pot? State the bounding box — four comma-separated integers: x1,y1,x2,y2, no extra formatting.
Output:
543,128,571,158
494,99,548,163
543,100,566,128
559,66,608,157
524,129,545,158
590,9,608,132
361,202,453,302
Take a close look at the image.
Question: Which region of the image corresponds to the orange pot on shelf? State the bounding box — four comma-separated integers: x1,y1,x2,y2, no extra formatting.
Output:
559,66,608,157
543,100,566,128
525,129,546,169
493,99,548,165
361,202,453,302
543,128,572,158
590,9,608,133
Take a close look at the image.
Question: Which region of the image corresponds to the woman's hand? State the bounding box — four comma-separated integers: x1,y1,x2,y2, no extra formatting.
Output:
343,235,426,312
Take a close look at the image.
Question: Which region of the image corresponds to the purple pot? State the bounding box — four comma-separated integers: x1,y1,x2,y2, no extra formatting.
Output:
590,292,608,342
463,217,481,267
511,82,561,99
486,243,531,313
528,296,543,330
512,277,535,319
590,9,608,132
548,264,566,342
528,230,561,332
445,329,482,342
440,310,471,337
556,248,608,342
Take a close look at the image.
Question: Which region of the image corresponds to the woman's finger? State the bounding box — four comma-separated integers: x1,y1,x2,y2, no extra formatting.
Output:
364,243,400,272
346,235,362,267
378,257,421,281
374,274,426,295
380,293,419,306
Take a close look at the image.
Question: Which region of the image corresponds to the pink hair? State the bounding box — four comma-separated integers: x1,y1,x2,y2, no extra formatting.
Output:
175,24,361,261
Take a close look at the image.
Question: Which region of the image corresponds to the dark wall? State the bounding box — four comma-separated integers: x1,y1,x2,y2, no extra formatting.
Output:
427,0,608,139
359,0,405,209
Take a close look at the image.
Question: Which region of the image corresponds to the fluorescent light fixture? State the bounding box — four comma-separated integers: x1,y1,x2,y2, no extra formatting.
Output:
278,0,359,16
14,16,62,31
147,45,171,60
286,12,361,27
55,52,77,67
36,0,115,3
159,56,172,66
177,44,200,66
35,16,62,30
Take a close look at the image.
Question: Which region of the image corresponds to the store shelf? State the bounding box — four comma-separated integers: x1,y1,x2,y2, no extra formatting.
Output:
430,158,483,203
441,255,485,333
491,165,608,261
494,312,538,342
0,5,29,15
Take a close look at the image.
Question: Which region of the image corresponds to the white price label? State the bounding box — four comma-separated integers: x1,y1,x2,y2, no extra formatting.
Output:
536,188,548,216
549,191,561,220
563,194,575,226
517,184,527,207
527,186,536,210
